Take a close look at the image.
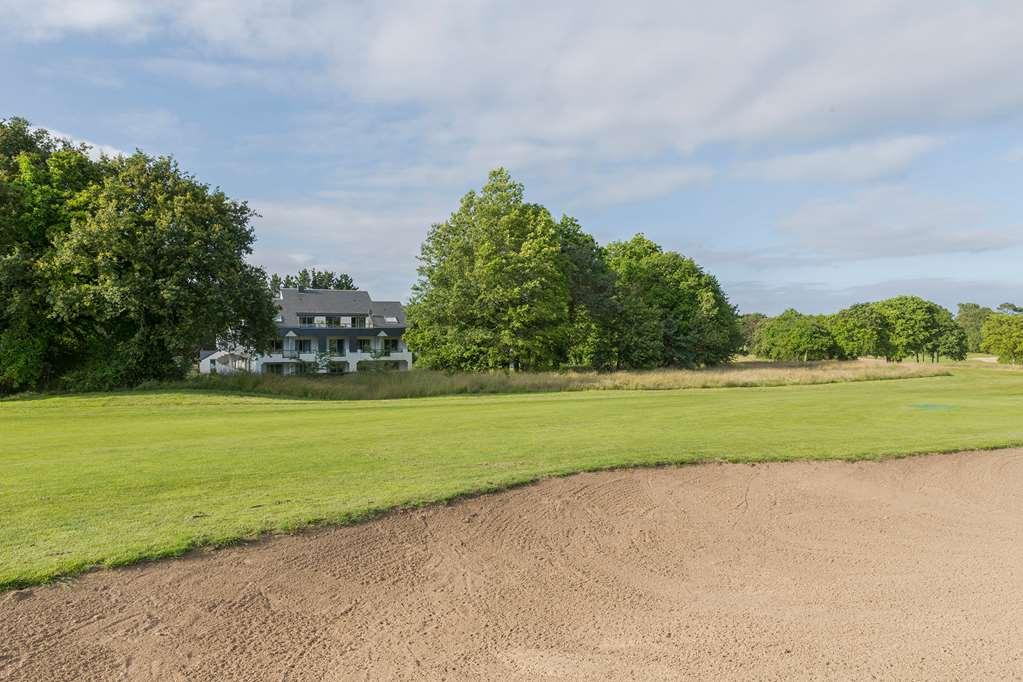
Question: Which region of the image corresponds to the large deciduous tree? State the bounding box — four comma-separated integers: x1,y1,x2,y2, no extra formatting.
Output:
404,169,570,371
828,303,893,360
0,117,277,392
604,235,740,368
752,309,837,362
405,170,741,371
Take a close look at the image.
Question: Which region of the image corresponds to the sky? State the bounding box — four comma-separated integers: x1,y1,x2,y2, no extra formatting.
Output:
2,0,1021,314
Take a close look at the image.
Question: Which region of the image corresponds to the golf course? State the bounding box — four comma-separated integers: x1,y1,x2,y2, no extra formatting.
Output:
3,362,1022,591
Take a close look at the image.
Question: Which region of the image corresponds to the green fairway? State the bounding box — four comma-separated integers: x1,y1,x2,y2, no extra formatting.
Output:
2,366,1022,590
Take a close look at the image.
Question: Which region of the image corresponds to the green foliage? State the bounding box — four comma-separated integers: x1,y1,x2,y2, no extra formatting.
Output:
980,314,1023,364
269,268,355,291
997,302,1022,315
0,118,277,392
874,296,965,362
554,217,621,370
405,169,571,370
828,303,892,359
405,171,740,371
753,309,837,361
956,303,994,353
605,234,741,368
739,313,767,353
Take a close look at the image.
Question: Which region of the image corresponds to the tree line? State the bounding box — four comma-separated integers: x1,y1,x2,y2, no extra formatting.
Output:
268,268,355,291
5,118,1019,393
403,169,742,371
743,298,1023,364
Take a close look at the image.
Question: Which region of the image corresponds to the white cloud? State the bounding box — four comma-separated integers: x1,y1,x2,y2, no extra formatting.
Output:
780,186,1020,259
43,127,127,159
569,166,714,206
735,136,943,183
6,1,1023,166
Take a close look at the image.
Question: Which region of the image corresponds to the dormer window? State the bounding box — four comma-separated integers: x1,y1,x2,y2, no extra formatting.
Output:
383,316,399,324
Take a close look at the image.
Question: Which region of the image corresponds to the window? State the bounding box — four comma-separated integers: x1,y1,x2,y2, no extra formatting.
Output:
328,338,346,355
383,338,400,354
324,316,342,327
383,315,399,324
357,338,373,353
296,339,312,353
351,316,367,328
298,315,316,326
270,339,284,353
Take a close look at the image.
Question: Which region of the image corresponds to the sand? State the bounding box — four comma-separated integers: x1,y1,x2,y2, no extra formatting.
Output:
3,449,1023,680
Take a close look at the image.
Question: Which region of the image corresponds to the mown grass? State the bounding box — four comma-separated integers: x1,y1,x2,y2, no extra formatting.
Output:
2,364,1022,591
144,359,948,401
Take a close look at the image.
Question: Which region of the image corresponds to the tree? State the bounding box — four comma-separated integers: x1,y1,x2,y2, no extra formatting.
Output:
554,217,620,369
956,303,994,353
827,303,892,359
0,118,277,392
604,234,741,369
738,313,767,354
873,296,966,363
936,321,968,362
997,302,1023,315
980,314,1023,364
752,309,837,362
404,171,740,372
404,169,571,371
269,268,355,291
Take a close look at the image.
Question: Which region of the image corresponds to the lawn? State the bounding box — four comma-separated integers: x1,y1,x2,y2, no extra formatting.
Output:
2,365,1022,590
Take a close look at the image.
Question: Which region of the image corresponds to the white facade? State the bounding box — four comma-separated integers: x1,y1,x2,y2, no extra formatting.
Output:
199,288,413,375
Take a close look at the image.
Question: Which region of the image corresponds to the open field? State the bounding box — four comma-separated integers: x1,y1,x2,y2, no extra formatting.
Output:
3,449,1023,680
2,364,1022,590
149,359,949,401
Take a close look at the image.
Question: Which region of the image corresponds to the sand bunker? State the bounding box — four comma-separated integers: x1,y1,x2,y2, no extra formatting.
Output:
4,449,1023,680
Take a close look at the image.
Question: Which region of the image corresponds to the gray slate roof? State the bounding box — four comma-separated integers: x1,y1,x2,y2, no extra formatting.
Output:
369,300,406,327
276,288,405,327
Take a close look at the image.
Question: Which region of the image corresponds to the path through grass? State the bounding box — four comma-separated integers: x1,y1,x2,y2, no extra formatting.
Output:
2,366,1022,589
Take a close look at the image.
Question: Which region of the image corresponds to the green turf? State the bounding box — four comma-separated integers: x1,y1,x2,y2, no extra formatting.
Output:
2,366,1022,590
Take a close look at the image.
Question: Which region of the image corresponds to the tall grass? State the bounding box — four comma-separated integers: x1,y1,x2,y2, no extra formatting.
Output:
152,359,949,401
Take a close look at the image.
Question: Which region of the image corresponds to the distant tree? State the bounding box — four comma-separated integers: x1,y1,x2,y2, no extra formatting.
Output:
936,321,968,362
827,303,893,359
980,314,1023,364
738,313,768,354
405,168,571,371
605,234,741,369
956,303,994,353
752,309,837,362
997,302,1023,315
270,268,355,291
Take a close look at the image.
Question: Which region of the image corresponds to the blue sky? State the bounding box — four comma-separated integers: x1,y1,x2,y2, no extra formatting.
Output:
3,1,1022,314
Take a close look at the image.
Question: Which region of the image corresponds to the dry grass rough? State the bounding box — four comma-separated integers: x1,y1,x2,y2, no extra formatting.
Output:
154,359,948,401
